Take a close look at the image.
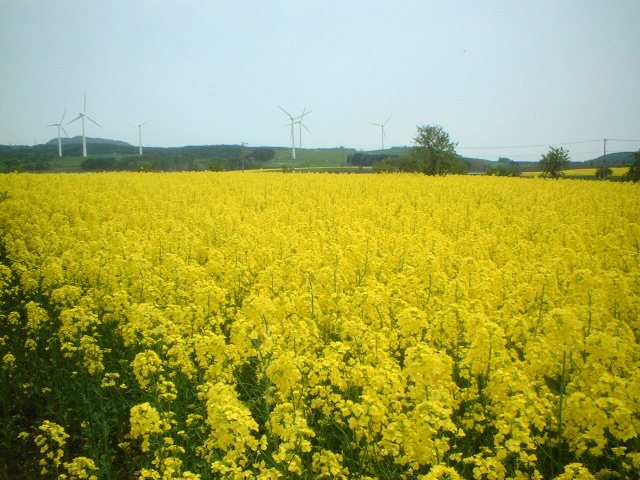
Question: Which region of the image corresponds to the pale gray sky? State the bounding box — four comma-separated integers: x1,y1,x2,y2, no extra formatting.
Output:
1,0,639,161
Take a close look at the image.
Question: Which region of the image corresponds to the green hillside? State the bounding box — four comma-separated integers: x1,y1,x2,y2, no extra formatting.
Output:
269,146,414,168
268,147,356,168
584,152,635,166
367,146,413,156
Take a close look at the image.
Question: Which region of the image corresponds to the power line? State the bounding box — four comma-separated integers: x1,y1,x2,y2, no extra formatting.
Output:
458,138,640,150
457,139,601,150
570,150,606,156
465,149,631,161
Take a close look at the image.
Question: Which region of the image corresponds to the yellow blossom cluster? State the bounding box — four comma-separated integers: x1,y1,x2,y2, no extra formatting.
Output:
0,172,638,478
60,456,99,480
19,420,69,475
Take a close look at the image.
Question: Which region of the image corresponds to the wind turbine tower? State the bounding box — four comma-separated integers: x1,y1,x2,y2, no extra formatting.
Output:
48,108,69,157
371,116,391,149
68,94,101,158
296,108,312,149
137,121,149,156
279,106,297,160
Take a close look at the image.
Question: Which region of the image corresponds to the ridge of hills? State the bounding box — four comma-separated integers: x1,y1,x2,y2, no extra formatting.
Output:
45,136,134,147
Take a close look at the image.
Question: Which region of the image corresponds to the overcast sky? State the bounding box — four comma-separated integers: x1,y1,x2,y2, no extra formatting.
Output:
1,0,639,161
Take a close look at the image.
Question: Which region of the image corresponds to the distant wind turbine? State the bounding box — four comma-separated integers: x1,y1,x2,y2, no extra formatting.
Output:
47,108,69,157
68,94,101,157
371,116,391,149
279,106,297,160
136,121,149,156
296,107,312,149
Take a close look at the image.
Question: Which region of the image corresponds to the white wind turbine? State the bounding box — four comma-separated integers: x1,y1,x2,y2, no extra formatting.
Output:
279,106,297,160
47,108,69,157
296,107,312,149
68,94,101,157
136,121,149,156
371,116,391,149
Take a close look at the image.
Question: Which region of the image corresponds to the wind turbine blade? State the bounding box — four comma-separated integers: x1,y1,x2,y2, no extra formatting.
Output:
370,123,382,127
68,115,82,124
47,123,58,127
83,93,87,113
61,107,67,124
278,106,293,119
383,116,391,125
302,123,311,134
85,115,101,127
61,126,70,137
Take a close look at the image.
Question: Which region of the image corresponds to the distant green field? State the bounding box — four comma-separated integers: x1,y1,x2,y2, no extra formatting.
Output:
267,146,413,169
268,148,355,168
48,156,86,172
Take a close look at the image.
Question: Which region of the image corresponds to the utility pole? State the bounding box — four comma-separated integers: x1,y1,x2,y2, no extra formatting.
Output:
600,138,607,179
241,142,247,171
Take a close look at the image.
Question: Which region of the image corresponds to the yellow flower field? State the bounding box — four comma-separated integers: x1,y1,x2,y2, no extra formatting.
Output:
522,167,630,178
0,172,639,479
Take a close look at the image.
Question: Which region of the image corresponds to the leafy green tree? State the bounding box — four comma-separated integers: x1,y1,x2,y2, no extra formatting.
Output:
348,152,395,167
622,150,640,182
412,125,459,175
371,156,418,172
595,165,613,179
487,158,522,177
539,147,570,179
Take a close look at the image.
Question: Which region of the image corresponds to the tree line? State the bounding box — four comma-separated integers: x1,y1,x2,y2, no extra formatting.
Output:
79,147,275,172
0,145,276,173
365,124,639,182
